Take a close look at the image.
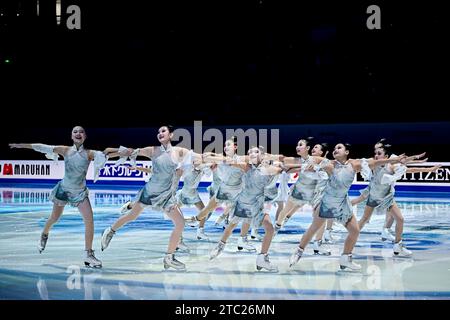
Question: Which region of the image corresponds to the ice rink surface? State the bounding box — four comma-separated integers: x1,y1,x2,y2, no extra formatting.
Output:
1,184,450,300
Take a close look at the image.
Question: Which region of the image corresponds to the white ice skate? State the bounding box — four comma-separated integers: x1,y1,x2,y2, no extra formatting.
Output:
323,229,333,243
256,253,278,272
119,201,132,215
393,240,412,257
196,227,209,240
210,241,226,260
339,254,361,271
176,238,190,253
381,228,395,242
237,236,256,252
84,249,102,268
185,215,199,227
289,246,304,267
101,227,115,251
312,240,331,256
163,253,186,270
250,228,262,241
38,233,48,254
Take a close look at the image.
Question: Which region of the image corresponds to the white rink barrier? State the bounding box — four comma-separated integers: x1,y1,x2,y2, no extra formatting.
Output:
1,160,449,187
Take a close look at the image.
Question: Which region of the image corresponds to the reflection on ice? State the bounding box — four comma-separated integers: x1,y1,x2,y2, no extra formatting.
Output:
1,186,450,299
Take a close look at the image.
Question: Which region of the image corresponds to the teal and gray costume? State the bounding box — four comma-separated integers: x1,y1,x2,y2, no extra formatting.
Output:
233,164,276,227
366,164,407,211
176,166,209,206
289,156,328,208
207,168,222,198
319,161,356,224
211,157,245,205
311,159,330,209
49,145,90,207
136,145,179,212
264,174,279,202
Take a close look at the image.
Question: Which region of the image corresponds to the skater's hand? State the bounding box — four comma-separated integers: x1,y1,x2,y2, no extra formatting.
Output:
9,143,26,149
430,165,442,172
402,152,426,164
394,154,408,164
193,156,203,166
103,147,118,154
412,158,428,163
119,148,133,157
414,152,426,160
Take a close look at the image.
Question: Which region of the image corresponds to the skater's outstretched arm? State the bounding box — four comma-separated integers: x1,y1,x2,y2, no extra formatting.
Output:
9,143,68,157
366,154,407,170
260,163,284,176
405,165,441,173
104,146,155,159
402,152,427,164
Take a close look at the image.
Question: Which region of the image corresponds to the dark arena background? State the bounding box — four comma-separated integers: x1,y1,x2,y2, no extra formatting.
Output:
1,0,450,314
1,0,449,158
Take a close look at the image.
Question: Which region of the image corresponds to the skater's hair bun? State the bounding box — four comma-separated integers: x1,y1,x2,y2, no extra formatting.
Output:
338,142,352,152
249,145,265,153
228,136,238,146
378,144,392,156
319,142,329,158
300,136,315,147
72,125,86,131
376,138,389,147
161,125,175,133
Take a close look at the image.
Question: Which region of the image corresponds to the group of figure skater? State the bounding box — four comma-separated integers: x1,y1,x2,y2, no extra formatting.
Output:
9,125,442,272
